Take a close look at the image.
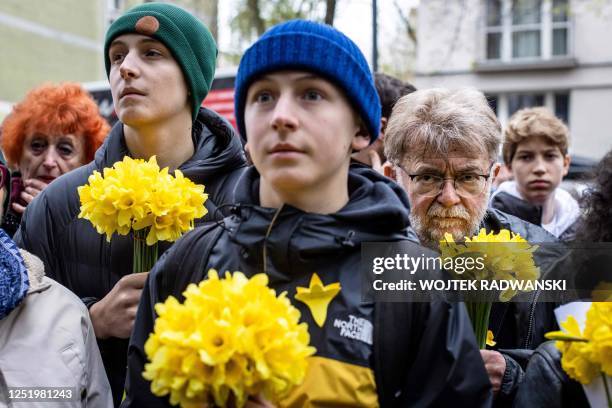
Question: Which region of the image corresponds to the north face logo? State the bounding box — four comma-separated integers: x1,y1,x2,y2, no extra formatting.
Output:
333,314,373,345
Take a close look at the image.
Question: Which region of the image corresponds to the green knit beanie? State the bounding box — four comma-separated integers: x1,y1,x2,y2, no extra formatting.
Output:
104,2,217,121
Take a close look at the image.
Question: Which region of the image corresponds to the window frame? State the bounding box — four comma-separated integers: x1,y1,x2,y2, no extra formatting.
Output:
483,0,572,62
486,90,570,127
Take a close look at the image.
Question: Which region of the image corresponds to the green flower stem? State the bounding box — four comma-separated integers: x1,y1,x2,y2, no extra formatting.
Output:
603,373,611,408
133,228,159,274
466,302,492,349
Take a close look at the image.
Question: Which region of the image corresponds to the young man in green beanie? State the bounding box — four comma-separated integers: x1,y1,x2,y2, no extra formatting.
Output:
14,3,246,405
124,20,491,407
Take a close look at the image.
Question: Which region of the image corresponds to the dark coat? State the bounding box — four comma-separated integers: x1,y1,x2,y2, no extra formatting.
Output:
123,167,493,407
479,209,565,406
513,341,588,407
14,108,247,406
491,192,578,241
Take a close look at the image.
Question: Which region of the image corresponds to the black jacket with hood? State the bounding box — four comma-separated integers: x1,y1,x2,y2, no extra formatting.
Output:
478,208,566,406
490,191,578,241
513,341,589,407
123,167,493,407
14,108,247,405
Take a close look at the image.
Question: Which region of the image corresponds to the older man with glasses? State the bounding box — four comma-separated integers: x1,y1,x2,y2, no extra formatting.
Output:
382,87,563,406
393,161,495,248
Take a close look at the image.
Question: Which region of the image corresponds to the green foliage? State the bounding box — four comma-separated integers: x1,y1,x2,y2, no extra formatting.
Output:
231,0,328,44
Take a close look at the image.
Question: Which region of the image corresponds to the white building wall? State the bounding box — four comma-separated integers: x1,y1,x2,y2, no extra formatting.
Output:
572,1,612,63
569,88,612,157
414,0,612,159
416,0,483,73
414,65,612,93
417,0,612,73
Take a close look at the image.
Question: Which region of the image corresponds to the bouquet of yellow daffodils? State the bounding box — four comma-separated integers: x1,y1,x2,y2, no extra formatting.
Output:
546,302,612,407
439,228,540,348
143,270,316,408
78,156,207,273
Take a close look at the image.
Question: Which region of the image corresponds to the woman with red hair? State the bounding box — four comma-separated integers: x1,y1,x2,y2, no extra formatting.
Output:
0,82,109,235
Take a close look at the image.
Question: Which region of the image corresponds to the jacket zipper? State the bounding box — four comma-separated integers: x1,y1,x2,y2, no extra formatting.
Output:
524,289,541,349
262,206,284,275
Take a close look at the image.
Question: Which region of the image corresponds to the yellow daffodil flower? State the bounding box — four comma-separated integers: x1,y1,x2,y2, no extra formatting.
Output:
143,270,316,408
78,156,207,245
546,306,612,385
486,330,496,347
439,228,540,302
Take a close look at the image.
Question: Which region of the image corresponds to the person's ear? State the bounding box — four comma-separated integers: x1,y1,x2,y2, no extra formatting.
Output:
379,117,388,138
383,161,397,181
562,154,571,177
492,162,501,178
351,121,371,151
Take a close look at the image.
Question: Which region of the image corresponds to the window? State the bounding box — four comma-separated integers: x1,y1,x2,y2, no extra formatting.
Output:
486,0,503,59
507,92,544,116
493,91,570,126
512,0,542,58
554,92,569,124
552,0,570,56
486,94,499,115
484,0,570,61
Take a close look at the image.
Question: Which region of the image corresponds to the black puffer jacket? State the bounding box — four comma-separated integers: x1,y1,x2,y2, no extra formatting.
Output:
513,341,589,407
123,167,493,407
491,192,578,241
14,108,247,406
480,209,565,406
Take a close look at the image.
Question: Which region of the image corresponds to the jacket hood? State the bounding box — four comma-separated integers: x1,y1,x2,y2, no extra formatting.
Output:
20,249,50,294
94,107,246,185
491,190,542,226
225,166,411,277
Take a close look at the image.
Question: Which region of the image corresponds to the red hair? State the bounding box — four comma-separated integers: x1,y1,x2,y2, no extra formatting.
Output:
1,82,110,168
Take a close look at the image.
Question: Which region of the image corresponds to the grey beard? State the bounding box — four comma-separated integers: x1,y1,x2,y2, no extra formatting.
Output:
409,199,489,250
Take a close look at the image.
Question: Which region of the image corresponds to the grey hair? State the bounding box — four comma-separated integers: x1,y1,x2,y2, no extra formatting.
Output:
384,87,501,165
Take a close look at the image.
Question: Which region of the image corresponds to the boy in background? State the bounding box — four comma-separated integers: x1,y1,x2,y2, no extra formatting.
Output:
491,107,579,240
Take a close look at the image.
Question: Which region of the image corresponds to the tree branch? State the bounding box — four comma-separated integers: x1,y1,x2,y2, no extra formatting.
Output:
325,0,337,25
247,0,266,35
394,0,417,44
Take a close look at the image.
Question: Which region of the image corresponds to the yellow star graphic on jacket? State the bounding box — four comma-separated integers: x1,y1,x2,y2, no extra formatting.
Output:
294,273,341,327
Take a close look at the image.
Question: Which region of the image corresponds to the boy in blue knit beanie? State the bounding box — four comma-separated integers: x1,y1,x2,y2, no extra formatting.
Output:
233,19,379,213
124,20,491,407
234,19,381,143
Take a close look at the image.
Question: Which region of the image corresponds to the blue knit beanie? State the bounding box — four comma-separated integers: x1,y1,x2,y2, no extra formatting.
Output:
0,229,29,320
234,20,381,143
